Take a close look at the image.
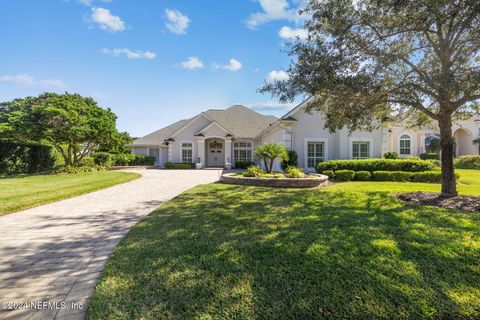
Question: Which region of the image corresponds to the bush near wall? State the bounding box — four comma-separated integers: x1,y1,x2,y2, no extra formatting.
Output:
131,155,156,166
454,155,480,169
164,162,195,169
0,139,56,175
420,153,440,160
316,159,435,173
235,161,255,169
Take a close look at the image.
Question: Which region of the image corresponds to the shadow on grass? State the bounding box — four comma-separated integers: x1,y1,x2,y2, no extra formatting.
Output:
88,184,480,319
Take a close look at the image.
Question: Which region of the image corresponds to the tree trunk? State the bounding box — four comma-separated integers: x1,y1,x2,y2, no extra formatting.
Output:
438,114,457,197
263,159,269,173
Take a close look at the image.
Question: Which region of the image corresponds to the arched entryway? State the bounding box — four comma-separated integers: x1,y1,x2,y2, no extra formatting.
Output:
453,128,474,156
205,138,225,167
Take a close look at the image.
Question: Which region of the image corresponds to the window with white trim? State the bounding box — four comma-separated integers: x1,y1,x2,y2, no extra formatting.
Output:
352,142,370,159
181,142,193,163
307,142,324,168
233,141,252,162
399,134,411,155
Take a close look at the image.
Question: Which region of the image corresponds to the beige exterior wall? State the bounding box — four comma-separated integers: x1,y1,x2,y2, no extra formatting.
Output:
387,118,480,157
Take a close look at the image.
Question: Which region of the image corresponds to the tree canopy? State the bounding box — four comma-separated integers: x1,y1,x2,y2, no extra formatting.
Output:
0,92,119,166
261,0,480,196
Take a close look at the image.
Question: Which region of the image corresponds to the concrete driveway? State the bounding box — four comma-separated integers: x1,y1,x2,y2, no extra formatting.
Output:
0,169,224,320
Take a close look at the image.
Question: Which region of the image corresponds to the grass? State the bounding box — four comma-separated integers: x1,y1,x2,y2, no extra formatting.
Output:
88,169,480,319
0,171,140,215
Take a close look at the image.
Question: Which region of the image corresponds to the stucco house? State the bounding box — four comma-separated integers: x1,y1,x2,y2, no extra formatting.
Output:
132,99,480,171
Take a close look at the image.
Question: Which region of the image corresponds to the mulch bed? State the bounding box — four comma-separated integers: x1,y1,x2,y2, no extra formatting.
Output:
395,192,480,213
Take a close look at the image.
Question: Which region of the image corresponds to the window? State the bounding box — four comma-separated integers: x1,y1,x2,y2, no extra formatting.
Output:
181,142,193,163
399,134,411,155
352,142,370,159
234,141,252,162
307,142,324,168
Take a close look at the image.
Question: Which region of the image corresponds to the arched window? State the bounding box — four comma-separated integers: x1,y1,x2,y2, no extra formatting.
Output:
399,134,411,155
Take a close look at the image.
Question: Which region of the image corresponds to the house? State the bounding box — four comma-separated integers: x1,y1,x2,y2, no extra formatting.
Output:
132,99,480,170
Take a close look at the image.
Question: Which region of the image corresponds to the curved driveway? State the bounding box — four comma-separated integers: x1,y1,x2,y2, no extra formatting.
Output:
0,169,223,320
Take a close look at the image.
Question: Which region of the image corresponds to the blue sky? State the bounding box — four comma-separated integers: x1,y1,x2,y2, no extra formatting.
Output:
0,0,308,136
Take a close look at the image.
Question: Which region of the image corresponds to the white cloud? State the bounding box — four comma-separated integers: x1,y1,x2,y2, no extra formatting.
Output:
0,74,67,90
102,48,156,59
248,101,295,112
278,26,307,39
181,57,204,69
267,70,289,83
165,9,190,35
246,0,300,29
78,0,93,5
91,7,125,32
223,59,242,72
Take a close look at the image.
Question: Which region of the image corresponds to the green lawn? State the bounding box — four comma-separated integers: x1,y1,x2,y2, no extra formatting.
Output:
0,171,140,215
88,170,480,319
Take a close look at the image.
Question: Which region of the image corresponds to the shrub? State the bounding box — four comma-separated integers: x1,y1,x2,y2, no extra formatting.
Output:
354,171,371,181
322,170,335,179
92,152,113,167
411,171,443,183
131,155,156,166
235,161,255,169
372,171,393,181
335,170,355,181
316,159,435,173
383,151,399,159
372,171,412,182
284,166,305,178
420,153,440,160
242,165,264,177
164,162,195,169
112,153,136,166
260,173,285,178
0,139,56,175
80,157,95,167
455,155,480,169
281,150,298,170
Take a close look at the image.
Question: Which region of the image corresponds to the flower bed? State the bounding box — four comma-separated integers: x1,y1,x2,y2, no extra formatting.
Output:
220,173,329,188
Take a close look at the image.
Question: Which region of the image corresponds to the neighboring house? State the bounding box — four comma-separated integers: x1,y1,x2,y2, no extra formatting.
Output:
132,99,480,170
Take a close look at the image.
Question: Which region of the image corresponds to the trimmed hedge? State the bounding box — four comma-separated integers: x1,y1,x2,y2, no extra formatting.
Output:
372,171,412,182
455,155,480,170
0,139,56,175
164,162,195,169
411,171,442,183
235,161,255,169
335,170,355,181
420,153,440,160
354,171,371,181
383,151,399,159
322,170,335,179
316,159,435,173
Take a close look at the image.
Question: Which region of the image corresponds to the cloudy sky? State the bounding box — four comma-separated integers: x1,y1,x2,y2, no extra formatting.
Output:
0,0,308,136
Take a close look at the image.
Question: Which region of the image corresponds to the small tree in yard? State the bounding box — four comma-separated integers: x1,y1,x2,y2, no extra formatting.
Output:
261,0,480,197
254,142,288,173
0,92,118,166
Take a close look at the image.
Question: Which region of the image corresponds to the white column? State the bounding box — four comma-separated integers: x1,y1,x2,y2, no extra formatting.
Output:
167,142,173,162
225,137,232,169
381,126,389,156
196,137,205,168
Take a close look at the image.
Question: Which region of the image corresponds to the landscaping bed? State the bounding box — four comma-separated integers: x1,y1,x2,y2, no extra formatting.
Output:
396,192,480,213
221,172,329,188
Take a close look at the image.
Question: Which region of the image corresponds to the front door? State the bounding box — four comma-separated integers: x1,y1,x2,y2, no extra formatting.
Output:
207,140,224,167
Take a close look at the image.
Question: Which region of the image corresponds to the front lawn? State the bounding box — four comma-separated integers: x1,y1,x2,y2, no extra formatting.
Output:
0,171,140,215
88,169,480,319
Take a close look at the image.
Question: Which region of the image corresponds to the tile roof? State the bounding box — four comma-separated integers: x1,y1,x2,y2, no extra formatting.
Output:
132,118,191,146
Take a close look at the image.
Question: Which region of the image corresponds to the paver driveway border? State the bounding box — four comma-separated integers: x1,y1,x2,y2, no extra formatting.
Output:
0,169,224,320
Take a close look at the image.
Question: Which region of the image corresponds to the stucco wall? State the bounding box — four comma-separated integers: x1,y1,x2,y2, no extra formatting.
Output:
170,116,211,162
